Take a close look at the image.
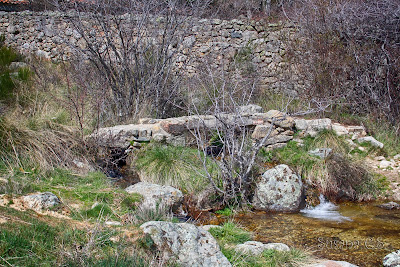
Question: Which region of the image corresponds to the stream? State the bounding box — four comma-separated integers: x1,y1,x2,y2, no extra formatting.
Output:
234,197,400,266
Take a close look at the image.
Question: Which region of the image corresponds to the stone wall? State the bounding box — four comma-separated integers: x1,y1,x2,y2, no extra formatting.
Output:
0,10,302,94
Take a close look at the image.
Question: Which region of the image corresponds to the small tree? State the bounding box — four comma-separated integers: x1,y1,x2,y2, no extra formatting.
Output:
187,66,276,205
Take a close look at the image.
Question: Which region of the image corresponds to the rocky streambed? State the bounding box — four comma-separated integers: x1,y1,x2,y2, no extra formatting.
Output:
233,201,400,266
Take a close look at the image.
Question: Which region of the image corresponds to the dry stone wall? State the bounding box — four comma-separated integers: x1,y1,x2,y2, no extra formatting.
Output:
0,10,302,94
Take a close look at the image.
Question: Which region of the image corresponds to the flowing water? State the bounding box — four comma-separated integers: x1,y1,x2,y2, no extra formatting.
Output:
300,195,352,222
235,198,400,266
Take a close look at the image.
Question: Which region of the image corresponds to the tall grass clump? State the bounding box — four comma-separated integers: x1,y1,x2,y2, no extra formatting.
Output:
135,143,219,193
126,203,175,226
208,222,252,245
0,39,91,173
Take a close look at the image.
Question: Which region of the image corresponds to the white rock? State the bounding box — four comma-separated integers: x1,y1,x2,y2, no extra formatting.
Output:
235,241,290,255
294,119,308,131
380,160,391,169
22,192,61,211
265,110,294,128
383,250,400,267
357,136,384,148
309,148,332,159
252,164,303,212
346,139,356,147
375,156,386,161
141,221,231,267
263,243,290,251
332,123,349,136
125,182,183,211
251,123,277,140
294,118,332,136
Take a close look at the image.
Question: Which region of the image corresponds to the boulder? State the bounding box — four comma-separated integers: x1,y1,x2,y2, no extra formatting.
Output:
357,136,384,148
141,221,231,267
22,192,61,211
384,250,400,267
307,260,358,267
252,164,304,212
346,126,366,136
125,182,183,212
235,241,289,255
306,118,332,131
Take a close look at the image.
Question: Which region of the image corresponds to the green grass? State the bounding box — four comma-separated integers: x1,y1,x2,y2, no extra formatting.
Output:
81,203,116,220
215,207,234,217
363,120,400,157
0,206,149,267
221,246,310,267
207,221,310,266
259,130,387,201
209,222,252,245
135,143,220,193
324,110,400,157
1,168,142,222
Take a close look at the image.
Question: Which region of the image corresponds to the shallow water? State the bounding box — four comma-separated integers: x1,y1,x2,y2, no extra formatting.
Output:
235,202,400,266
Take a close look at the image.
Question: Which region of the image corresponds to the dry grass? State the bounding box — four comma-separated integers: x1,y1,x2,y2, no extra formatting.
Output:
0,116,87,171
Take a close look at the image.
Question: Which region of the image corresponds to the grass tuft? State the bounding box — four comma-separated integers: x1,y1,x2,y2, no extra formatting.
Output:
209,222,252,245
135,143,219,193
126,203,176,226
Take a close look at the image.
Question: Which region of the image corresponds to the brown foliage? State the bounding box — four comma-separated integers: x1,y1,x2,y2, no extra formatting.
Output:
288,0,400,127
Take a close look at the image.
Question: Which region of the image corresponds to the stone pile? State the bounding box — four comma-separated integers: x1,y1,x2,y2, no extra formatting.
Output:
0,11,300,93
92,107,372,153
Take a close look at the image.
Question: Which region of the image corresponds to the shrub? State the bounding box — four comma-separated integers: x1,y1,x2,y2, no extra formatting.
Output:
288,0,400,128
